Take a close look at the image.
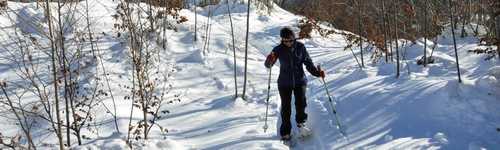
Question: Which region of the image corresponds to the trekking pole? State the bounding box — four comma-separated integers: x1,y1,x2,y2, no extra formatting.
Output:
263,67,272,132
318,65,348,139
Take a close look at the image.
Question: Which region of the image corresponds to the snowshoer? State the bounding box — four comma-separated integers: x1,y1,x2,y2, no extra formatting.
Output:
264,27,325,141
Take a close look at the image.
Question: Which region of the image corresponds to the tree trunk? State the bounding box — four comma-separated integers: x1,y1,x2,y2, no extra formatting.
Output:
461,0,468,37
203,5,212,55
148,0,154,31
45,0,64,148
394,0,400,78
475,0,483,36
194,0,198,42
381,0,388,63
356,0,364,68
423,0,428,67
227,0,238,98
449,0,462,83
496,15,500,59
242,0,251,100
388,2,393,62
56,0,72,147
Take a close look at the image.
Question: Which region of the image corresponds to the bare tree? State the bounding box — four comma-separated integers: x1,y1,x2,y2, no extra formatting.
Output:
73,0,121,145
203,4,213,55
1,80,36,150
387,1,394,62
114,1,182,146
381,0,388,63
194,0,198,42
227,0,238,99
460,0,471,37
44,0,65,148
0,6,71,148
496,10,500,59
449,0,463,83
355,0,364,68
242,0,251,100
423,0,428,67
394,0,400,78
54,0,73,146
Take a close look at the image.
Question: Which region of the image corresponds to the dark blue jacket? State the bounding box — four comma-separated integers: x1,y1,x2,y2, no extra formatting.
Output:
265,41,321,88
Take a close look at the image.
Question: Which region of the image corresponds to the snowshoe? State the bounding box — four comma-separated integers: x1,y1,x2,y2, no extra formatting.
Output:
281,134,296,147
298,123,312,139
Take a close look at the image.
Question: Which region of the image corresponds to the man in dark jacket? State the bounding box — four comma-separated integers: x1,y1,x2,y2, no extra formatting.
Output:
264,27,325,141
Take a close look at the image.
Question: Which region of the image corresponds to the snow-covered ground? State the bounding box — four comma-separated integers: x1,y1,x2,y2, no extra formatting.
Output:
1,0,499,149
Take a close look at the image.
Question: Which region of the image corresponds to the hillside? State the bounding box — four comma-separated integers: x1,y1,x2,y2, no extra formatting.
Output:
0,0,499,149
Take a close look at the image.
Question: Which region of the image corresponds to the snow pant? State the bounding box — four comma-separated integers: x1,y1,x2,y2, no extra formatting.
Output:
278,85,308,137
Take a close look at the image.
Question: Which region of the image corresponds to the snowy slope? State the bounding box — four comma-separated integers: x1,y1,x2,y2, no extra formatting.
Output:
0,0,499,150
